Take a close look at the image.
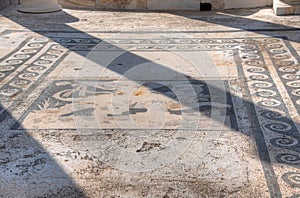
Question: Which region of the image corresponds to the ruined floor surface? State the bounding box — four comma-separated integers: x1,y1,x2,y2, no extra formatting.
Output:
0,6,300,198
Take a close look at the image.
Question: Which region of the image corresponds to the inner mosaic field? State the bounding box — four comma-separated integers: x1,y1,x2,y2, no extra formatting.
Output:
0,33,300,197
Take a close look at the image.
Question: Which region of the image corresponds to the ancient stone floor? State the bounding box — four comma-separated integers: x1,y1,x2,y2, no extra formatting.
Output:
0,5,300,198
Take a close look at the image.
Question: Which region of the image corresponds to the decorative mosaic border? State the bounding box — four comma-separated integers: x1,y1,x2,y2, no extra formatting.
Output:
0,37,47,82
235,38,300,197
0,38,69,122
0,36,299,197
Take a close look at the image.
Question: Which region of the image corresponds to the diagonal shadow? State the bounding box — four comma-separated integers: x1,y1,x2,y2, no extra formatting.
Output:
174,10,300,41
0,103,87,197
0,6,300,197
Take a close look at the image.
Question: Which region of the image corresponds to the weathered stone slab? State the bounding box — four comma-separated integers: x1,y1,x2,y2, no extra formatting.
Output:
56,0,273,10
273,0,300,15
224,0,272,9
96,0,139,10
147,0,199,10
58,0,96,9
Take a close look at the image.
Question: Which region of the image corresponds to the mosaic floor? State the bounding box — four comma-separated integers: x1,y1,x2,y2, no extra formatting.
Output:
0,6,300,197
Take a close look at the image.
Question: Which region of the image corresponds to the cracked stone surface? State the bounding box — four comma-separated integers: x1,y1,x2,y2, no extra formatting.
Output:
0,5,300,198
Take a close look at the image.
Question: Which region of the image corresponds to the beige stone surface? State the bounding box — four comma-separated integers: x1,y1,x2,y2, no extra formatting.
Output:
96,0,138,10
58,0,96,9
55,0,274,10
147,0,199,11
273,0,300,15
224,0,272,9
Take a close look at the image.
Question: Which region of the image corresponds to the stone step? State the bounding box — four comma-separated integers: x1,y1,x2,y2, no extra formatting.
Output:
273,0,300,15
58,0,96,9
58,0,272,10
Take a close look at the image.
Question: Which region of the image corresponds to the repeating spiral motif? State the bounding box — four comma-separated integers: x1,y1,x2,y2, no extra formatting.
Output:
265,43,282,48
157,40,172,44
240,49,260,54
257,99,281,107
220,45,235,49
278,61,295,67
18,72,38,78
260,111,285,120
271,137,299,147
282,172,300,188
0,88,20,96
0,37,68,105
0,66,15,72
176,46,192,50
291,89,300,97
41,55,58,59
196,46,209,50
10,79,31,86
158,46,173,50
282,74,300,80
242,54,261,59
196,39,214,44
252,81,273,88
27,66,46,72
279,67,297,73
240,44,257,50
34,60,52,65
52,45,66,50
78,39,94,43
245,60,263,66
54,38,72,43
5,59,23,65
249,74,269,80
273,54,291,59
73,45,90,50
264,122,292,132
265,40,300,114
287,81,300,88
33,38,48,42
256,89,277,97
21,49,38,53
238,38,300,194
247,67,265,73
220,39,236,43
174,39,192,44
48,50,65,55
28,43,43,48
13,54,31,59
269,49,287,54
276,153,300,165
296,99,300,106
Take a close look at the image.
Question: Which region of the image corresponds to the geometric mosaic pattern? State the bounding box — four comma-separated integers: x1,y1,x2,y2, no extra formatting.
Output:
0,34,300,197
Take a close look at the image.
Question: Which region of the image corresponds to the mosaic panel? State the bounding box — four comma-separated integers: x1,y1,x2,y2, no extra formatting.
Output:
13,80,236,130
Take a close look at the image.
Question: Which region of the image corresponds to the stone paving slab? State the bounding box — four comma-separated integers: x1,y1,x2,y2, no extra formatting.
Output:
57,0,272,11
0,5,300,198
274,0,300,15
